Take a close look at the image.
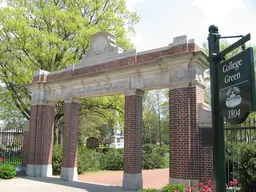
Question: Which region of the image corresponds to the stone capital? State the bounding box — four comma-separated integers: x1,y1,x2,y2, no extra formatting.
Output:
64,98,80,104
125,89,144,97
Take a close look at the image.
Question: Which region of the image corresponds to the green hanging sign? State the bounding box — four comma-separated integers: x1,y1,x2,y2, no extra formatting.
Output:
218,47,256,124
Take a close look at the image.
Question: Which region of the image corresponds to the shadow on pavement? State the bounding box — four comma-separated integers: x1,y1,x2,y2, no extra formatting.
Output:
17,176,136,192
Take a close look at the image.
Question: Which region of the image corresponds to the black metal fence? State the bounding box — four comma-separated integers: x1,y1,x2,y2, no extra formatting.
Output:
0,128,23,166
225,118,256,186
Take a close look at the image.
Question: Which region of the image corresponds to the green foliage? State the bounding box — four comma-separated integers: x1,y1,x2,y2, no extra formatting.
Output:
163,153,169,168
0,164,16,179
137,189,158,192
52,145,101,175
100,148,124,170
161,183,185,192
52,145,62,175
237,143,256,192
142,144,169,169
77,147,101,174
142,90,169,145
142,144,154,169
0,0,138,125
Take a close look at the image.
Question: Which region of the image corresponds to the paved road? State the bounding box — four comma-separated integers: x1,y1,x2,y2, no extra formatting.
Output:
0,177,135,192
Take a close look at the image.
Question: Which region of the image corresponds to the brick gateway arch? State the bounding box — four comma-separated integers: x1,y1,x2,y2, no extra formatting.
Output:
24,32,212,190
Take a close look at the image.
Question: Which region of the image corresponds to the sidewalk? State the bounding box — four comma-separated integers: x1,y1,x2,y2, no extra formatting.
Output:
0,176,136,192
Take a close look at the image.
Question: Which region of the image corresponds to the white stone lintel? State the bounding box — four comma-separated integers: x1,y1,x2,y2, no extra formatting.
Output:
125,89,144,97
123,173,143,190
169,178,199,187
60,167,78,181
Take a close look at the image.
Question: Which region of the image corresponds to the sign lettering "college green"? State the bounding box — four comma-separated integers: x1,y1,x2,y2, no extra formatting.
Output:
218,48,256,124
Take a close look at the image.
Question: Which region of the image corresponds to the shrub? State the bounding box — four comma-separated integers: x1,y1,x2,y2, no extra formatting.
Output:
0,164,16,179
77,147,101,174
52,145,101,175
238,143,256,192
100,148,124,170
151,147,166,168
142,144,168,169
52,145,62,175
161,183,185,192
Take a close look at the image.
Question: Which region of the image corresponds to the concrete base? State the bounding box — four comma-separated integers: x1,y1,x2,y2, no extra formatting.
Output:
41,165,53,177
60,167,78,181
26,164,52,177
26,164,35,177
169,178,199,187
122,173,143,190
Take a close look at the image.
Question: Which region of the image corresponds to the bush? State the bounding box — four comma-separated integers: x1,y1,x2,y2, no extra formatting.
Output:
161,183,185,192
151,147,167,168
0,164,16,179
77,147,101,174
142,144,168,169
237,143,256,192
52,145,62,175
52,145,101,175
100,148,124,170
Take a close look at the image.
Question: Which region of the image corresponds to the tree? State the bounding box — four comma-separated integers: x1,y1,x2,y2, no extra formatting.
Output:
0,0,138,140
142,89,169,145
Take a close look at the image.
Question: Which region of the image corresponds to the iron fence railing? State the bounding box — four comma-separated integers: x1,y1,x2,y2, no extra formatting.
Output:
0,128,23,166
225,118,256,187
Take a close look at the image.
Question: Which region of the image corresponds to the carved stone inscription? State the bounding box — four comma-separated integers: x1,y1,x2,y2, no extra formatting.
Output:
73,78,130,97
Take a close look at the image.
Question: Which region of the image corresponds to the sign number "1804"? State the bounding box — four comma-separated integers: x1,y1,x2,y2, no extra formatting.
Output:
228,109,241,119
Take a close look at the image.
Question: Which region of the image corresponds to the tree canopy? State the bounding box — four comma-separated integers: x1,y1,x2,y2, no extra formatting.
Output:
0,0,139,125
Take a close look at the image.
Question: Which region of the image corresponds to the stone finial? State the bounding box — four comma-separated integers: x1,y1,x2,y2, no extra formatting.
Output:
173,35,187,46
84,31,120,58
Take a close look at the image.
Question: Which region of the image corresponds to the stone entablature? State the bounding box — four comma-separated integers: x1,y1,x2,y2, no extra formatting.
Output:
27,32,208,104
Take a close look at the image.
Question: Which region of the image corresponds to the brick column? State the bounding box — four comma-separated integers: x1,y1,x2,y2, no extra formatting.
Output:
22,121,30,170
169,85,204,186
123,89,144,190
60,99,80,181
26,103,55,177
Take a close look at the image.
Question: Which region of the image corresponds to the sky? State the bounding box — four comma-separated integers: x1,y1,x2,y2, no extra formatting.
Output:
126,0,256,52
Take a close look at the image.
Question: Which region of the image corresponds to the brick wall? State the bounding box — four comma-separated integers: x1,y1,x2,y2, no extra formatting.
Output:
124,91,143,174
169,85,204,180
62,102,80,168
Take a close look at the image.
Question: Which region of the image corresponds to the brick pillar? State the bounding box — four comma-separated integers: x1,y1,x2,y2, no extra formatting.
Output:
122,89,144,190
22,121,30,170
169,85,204,186
60,99,80,181
26,104,55,177
198,103,214,183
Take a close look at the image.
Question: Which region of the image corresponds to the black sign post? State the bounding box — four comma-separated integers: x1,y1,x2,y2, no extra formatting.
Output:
208,25,255,192
218,48,256,124
208,25,226,192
